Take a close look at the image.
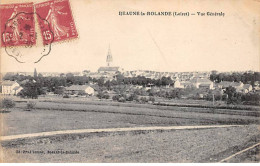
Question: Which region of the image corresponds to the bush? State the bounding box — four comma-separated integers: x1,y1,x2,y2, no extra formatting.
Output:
113,93,139,102
97,91,110,99
148,96,155,103
103,94,110,99
118,97,126,102
167,89,184,99
242,93,260,106
54,87,65,95
133,94,139,102
112,94,126,102
112,94,121,101
205,93,222,101
140,97,148,103
26,101,36,111
78,91,87,96
63,94,70,98
222,94,228,101
125,94,138,101
1,98,15,111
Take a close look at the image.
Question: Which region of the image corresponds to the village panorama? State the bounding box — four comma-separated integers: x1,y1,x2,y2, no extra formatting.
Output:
1,46,260,162
2,46,259,104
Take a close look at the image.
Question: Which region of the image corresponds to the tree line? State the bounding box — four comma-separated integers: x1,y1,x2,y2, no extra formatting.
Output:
210,72,260,85
3,73,173,98
4,73,173,89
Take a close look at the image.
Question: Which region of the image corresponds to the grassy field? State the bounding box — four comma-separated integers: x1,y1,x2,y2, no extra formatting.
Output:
13,96,260,116
1,97,260,162
9,95,260,110
2,125,259,162
1,99,259,136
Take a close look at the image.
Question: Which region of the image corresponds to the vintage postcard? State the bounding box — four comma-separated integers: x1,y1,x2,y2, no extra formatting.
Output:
0,0,260,163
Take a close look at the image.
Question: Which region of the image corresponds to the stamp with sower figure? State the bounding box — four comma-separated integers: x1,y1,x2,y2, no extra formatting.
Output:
35,0,78,45
0,3,36,47
0,0,78,63
0,2,54,63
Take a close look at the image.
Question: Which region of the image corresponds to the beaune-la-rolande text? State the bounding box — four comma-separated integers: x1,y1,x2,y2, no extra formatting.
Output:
118,11,225,17
118,11,182,16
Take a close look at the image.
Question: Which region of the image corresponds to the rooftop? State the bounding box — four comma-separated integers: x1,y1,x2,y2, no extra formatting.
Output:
190,78,212,83
65,85,93,91
218,81,243,87
98,66,120,72
1,80,18,86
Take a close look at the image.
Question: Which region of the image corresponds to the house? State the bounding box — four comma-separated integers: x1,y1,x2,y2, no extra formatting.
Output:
254,81,259,86
254,81,260,90
1,80,23,95
198,83,214,90
218,81,244,89
65,85,95,96
230,82,244,88
236,84,253,93
174,79,199,89
174,78,214,89
217,81,252,93
134,85,143,89
20,79,30,85
217,81,230,89
98,67,121,74
243,84,253,92
174,79,184,88
190,78,214,89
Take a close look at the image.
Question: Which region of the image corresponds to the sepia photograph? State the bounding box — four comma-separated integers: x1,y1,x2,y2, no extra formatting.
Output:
0,0,260,163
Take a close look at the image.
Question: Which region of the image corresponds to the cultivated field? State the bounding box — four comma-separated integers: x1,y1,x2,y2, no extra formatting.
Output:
1,97,260,162
2,125,260,162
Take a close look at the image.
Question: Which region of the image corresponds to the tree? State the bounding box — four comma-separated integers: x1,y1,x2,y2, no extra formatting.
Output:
66,73,74,78
54,86,65,95
97,77,105,87
168,89,184,99
18,81,45,99
241,93,260,105
218,73,224,83
224,86,242,104
211,70,218,75
38,73,43,77
60,73,65,77
115,73,124,83
83,70,90,75
161,76,173,86
104,80,112,90
210,72,260,85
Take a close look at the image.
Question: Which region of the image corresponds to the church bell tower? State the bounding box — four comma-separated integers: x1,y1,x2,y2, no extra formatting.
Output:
106,45,113,67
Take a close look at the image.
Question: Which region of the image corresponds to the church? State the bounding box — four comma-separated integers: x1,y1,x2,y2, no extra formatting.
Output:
98,46,123,74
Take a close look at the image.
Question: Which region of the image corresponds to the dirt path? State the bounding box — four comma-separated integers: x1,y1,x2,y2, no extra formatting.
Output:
1,124,241,141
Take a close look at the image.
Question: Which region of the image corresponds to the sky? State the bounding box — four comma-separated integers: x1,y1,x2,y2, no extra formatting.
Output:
1,0,260,73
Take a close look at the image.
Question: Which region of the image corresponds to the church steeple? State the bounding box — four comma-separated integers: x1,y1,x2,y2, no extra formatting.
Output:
106,44,113,67
34,68,38,78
